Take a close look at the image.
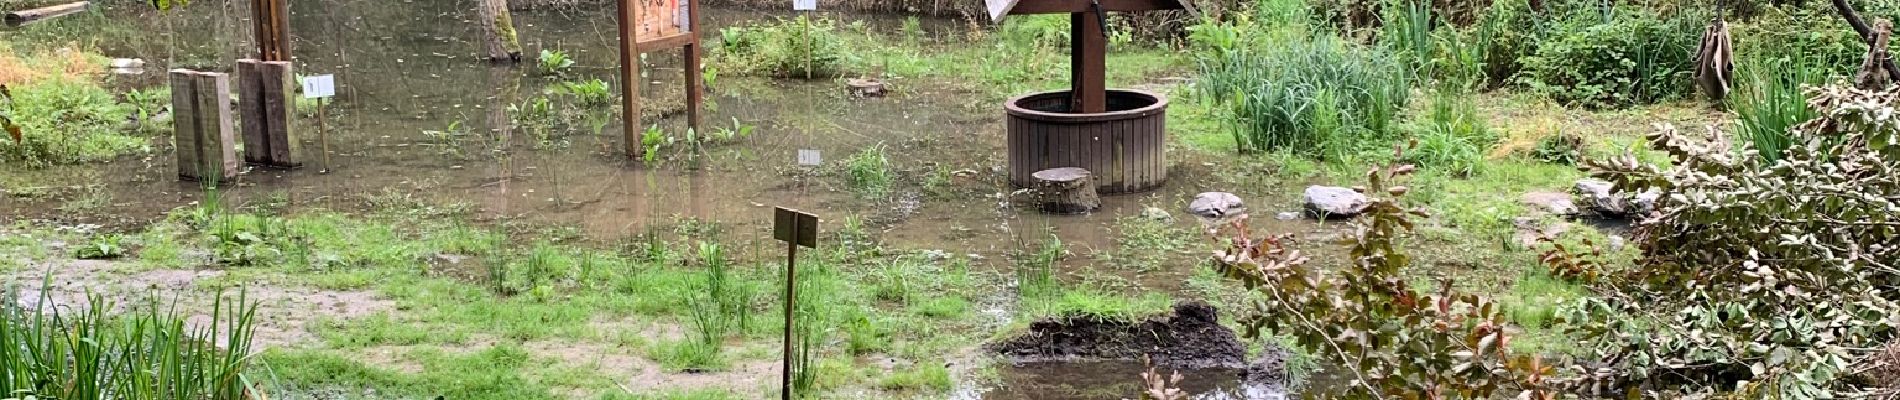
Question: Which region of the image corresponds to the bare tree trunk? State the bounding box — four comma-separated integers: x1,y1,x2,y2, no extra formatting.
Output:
479,0,523,62
1833,0,1900,80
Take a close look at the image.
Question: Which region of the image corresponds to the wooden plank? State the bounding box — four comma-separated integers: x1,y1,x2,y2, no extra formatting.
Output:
1070,11,1106,113
1006,0,1183,15
252,0,291,61
236,60,266,164
195,72,238,183
634,33,694,52
170,69,200,181
259,61,300,168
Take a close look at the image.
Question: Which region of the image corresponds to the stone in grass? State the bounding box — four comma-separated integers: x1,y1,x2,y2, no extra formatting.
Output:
1521,191,1580,216
1303,186,1368,219
1573,179,1626,216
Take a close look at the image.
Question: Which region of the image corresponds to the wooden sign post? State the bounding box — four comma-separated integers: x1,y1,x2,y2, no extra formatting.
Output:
617,0,703,159
774,207,818,400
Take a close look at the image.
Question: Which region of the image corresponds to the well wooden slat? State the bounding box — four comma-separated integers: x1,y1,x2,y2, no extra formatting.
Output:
1005,89,1167,194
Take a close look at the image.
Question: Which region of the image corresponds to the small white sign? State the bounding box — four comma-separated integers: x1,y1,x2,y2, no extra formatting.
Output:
792,0,816,11
797,149,822,166
303,74,336,99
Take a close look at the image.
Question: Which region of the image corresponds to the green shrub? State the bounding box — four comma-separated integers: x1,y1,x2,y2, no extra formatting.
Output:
1198,25,1412,157
0,77,148,167
716,16,850,79
1522,9,1703,108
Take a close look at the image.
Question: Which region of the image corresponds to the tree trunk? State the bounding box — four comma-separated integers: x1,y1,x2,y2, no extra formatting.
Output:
479,0,524,62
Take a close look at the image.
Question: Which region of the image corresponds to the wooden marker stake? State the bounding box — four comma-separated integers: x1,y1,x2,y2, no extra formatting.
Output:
773,207,818,400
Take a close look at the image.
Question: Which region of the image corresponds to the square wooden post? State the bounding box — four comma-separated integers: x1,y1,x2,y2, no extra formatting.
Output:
238,59,300,168
172,70,239,183
251,0,290,61
617,0,643,158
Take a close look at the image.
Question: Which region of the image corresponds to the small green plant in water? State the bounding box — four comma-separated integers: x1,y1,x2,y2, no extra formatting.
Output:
537,49,576,76
550,78,612,107
842,145,893,198
72,234,124,260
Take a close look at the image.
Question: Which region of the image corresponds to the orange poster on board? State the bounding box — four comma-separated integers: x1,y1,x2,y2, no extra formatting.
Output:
636,0,689,42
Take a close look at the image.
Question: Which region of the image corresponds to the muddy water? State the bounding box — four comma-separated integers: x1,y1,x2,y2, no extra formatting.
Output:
963,361,1285,400
4,3,1330,398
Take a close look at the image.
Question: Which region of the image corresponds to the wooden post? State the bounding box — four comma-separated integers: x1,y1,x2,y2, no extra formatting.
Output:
251,0,290,61
237,59,300,168
174,70,238,183
196,72,239,182
171,70,201,180
617,0,643,158
683,0,702,131
1069,8,1106,113
260,61,299,166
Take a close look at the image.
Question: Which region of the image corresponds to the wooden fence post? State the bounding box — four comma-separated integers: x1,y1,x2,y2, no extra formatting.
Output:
170,69,201,180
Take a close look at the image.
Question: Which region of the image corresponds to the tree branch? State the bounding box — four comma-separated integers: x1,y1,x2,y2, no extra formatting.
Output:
1833,0,1900,81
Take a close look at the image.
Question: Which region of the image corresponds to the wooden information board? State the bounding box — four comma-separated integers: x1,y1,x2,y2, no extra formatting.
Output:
618,0,703,158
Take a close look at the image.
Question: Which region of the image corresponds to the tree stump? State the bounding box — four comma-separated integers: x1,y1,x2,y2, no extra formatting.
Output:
1033,167,1100,214
846,78,887,98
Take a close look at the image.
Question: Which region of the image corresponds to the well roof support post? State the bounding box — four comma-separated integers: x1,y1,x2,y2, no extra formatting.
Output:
1070,8,1106,113
684,0,703,131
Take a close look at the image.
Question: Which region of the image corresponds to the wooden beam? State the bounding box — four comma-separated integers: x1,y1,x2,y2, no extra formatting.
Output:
3,1,88,27
635,33,695,53
1071,10,1106,113
1007,0,1184,15
171,69,201,181
251,0,290,61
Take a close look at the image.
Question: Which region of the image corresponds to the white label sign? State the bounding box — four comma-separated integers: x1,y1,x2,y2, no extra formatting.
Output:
303,74,336,99
792,0,816,11
797,149,822,166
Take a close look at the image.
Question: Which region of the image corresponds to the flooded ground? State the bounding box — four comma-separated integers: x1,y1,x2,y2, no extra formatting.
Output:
0,2,1344,398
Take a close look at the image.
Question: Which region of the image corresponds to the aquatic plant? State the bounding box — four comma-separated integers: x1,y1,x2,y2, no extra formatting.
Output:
841,145,893,198
0,285,259,400
71,233,124,260
536,49,575,76
550,78,612,107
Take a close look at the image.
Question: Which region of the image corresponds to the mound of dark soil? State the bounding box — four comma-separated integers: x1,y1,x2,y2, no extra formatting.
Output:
990,302,1251,370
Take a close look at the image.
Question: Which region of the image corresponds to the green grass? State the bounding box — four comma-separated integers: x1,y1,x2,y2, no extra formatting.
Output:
841,145,894,198
0,286,257,400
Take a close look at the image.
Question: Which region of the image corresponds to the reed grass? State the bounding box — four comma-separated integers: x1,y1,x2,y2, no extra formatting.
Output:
0,284,258,400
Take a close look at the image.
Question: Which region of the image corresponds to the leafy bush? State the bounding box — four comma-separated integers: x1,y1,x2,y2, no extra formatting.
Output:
1198,24,1412,157
1212,147,1558,398
0,77,148,167
1551,85,1900,397
716,16,850,79
1522,9,1703,108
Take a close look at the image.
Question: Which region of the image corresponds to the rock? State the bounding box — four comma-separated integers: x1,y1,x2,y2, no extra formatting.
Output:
1631,189,1662,215
1303,186,1368,219
1513,217,1570,247
1608,235,1627,251
1139,207,1173,222
1521,191,1579,216
109,58,144,69
1574,179,1626,216
1187,192,1246,225
1275,212,1300,220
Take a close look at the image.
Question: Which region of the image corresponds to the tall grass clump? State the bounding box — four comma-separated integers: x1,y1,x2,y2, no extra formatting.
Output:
1198,27,1412,157
841,145,893,198
0,286,258,400
1406,86,1496,175
1729,53,1829,163
716,15,850,79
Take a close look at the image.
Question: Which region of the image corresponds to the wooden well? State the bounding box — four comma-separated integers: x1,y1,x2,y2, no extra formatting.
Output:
1007,89,1167,194
989,0,1182,194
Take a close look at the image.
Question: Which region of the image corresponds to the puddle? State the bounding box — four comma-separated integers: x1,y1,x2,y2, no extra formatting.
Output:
961,360,1287,400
